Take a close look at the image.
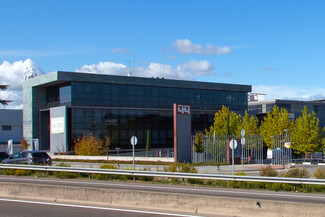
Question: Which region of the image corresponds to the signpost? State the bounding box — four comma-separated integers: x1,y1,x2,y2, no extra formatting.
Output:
230,139,237,175
130,136,137,169
241,129,245,170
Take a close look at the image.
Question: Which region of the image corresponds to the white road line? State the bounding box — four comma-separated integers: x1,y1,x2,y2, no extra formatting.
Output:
0,198,204,217
0,176,324,200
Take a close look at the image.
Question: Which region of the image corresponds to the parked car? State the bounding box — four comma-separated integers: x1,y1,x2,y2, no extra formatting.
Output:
2,151,52,165
0,152,9,162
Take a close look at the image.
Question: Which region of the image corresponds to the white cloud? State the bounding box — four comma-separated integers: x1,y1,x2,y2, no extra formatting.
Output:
253,85,325,101
177,60,215,76
77,60,216,80
136,63,192,80
0,59,44,108
172,38,231,55
111,48,131,54
76,62,128,75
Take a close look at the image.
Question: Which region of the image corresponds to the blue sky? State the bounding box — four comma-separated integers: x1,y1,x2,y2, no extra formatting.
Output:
1,0,325,108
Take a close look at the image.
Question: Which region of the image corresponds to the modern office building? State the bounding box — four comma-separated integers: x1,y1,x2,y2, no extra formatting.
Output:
0,109,23,144
249,99,325,128
23,71,251,153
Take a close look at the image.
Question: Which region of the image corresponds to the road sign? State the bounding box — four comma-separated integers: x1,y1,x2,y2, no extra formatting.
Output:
241,137,245,145
230,139,237,149
130,136,138,146
241,129,245,137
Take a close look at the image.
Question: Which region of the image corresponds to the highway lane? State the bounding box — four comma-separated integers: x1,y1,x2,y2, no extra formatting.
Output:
0,175,324,205
0,198,206,217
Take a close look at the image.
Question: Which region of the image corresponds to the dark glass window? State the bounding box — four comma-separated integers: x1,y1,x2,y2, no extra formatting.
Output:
103,84,111,94
111,84,119,94
60,86,71,104
136,86,144,96
152,87,159,96
120,85,128,95
2,125,11,131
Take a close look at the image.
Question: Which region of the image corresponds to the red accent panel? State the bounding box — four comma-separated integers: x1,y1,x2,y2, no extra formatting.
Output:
173,103,177,163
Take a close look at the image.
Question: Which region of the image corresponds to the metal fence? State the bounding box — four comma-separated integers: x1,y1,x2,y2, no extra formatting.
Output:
271,133,292,165
192,133,264,164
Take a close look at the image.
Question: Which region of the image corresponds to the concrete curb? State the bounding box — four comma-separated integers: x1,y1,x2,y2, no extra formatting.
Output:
0,182,324,217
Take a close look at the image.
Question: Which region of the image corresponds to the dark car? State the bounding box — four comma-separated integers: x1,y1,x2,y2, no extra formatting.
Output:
0,152,9,162
2,151,52,165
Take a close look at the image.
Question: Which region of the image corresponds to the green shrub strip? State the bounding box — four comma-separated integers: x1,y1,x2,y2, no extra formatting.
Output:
1,164,325,193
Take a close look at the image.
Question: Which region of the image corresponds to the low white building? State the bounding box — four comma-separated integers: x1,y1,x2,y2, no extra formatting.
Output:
0,109,23,144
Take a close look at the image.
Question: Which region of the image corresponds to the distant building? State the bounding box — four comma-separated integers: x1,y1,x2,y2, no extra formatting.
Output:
23,71,251,153
0,109,23,144
248,99,325,127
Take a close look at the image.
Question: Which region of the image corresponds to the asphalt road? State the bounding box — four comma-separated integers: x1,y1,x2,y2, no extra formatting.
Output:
0,198,206,217
0,176,324,205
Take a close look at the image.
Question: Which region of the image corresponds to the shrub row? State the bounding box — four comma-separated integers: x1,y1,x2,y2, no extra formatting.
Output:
1,163,325,193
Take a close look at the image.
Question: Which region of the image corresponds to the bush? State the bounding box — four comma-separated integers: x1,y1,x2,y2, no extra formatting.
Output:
93,164,119,180
137,167,155,182
0,169,15,175
163,163,198,184
14,169,32,176
229,172,247,188
53,163,79,178
313,167,325,179
178,163,197,173
74,133,110,156
260,166,278,177
283,167,310,178
20,137,30,151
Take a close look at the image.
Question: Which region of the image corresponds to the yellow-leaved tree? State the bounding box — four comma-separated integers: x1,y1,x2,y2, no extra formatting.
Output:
238,110,259,135
74,133,110,156
291,106,324,154
207,106,242,136
260,106,293,149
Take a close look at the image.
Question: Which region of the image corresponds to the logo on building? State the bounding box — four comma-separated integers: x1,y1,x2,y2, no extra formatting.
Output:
24,67,38,80
177,104,191,115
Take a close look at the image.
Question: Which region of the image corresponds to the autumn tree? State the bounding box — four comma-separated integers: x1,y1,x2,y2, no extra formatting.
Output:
74,133,110,156
193,131,204,153
207,106,241,136
291,106,323,154
239,110,259,135
260,106,293,149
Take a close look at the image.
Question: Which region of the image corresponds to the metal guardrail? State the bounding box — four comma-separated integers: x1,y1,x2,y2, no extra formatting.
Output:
0,164,325,185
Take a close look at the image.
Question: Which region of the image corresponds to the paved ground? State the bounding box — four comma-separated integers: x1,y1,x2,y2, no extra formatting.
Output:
0,198,207,217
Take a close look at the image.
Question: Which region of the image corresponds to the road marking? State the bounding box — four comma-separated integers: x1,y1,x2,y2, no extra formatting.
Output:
0,176,324,200
0,198,204,217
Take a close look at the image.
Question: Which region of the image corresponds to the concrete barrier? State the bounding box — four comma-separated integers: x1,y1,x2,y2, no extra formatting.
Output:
51,155,174,162
0,182,324,217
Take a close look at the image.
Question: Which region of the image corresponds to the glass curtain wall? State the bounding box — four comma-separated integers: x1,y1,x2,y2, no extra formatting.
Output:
46,81,247,150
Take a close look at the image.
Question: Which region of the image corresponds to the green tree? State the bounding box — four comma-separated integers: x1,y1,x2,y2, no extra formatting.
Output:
207,106,241,136
74,133,109,156
239,110,259,135
260,106,293,149
291,106,323,154
0,85,11,106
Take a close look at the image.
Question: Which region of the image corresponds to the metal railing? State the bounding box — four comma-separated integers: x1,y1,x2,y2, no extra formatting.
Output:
0,164,324,185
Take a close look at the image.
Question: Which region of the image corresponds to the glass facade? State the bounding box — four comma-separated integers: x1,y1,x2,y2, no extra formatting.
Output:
45,81,248,151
